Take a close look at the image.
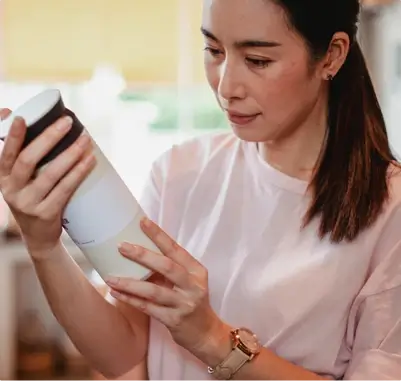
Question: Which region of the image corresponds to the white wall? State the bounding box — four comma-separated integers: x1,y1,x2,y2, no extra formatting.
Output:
374,2,401,156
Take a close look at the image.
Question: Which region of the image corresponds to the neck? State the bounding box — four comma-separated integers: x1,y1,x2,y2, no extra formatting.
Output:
258,95,328,181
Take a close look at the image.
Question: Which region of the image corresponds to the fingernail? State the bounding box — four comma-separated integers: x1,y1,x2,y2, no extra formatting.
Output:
110,290,123,299
57,116,73,131
77,134,90,147
13,116,25,124
10,117,25,135
83,153,96,166
105,276,119,285
0,109,11,121
141,216,151,227
118,241,132,253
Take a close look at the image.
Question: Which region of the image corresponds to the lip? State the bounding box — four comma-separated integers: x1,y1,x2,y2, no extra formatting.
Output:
225,110,260,126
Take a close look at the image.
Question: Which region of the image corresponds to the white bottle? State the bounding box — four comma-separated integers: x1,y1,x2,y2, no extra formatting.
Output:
0,89,157,280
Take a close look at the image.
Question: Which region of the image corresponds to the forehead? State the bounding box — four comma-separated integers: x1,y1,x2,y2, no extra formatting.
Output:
201,0,290,41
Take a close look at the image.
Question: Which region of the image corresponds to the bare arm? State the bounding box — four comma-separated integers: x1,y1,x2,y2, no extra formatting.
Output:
194,322,328,380
92,360,148,381
31,241,149,379
105,220,328,381
0,110,150,378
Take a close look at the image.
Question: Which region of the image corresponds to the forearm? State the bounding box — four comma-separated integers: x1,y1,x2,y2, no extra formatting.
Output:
117,358,149,380
194,322,327,380
30,241,146,378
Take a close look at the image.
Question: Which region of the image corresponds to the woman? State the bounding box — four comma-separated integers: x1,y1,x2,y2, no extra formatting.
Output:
1,0,401,379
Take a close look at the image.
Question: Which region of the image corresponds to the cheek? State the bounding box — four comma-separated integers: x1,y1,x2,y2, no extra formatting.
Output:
254,63,322,131
257,62,315,111
267,62,308,96
204,61,220,93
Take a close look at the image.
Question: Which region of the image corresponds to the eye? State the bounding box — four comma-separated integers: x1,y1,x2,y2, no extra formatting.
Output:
204,47,223,57
245,58,272,68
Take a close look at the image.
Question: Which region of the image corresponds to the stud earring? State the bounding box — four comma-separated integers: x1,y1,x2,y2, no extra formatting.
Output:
326,74,333,81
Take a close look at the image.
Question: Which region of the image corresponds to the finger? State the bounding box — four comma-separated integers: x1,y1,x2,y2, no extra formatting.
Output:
109,290,177,327
0,108,12,120
11,116,73,187
140,217,200,271
106,278,181,307
22,134,92,203
0,117,26,178
0,109,12,154
34,152,96,219
148,272,174,289
118,242,190,289
0,107,12,154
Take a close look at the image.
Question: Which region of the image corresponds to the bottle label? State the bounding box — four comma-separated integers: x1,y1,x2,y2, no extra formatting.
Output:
62,167,141,247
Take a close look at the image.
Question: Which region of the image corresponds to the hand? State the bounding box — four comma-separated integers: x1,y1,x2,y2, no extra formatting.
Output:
0,109,96,256
105,217,225,354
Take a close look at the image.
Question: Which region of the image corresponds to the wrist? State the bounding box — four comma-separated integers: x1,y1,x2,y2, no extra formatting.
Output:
27,239,65,263
191,319,233,369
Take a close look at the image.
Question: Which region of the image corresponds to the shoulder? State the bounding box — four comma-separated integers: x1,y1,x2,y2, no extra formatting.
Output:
151,131,240,184
142,131,242,234
161,130,239,165
368,163,401,225
346,164,401,315
388,162,401,203
381,163,401,224
364,163,401,282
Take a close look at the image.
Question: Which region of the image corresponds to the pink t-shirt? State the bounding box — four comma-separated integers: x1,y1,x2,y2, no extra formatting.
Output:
140,131,401,379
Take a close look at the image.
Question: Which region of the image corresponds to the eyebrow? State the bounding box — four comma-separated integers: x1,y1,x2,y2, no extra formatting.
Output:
200,27,281,48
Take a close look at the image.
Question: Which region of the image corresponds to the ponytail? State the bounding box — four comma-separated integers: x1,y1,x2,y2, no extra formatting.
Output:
304,41,397,242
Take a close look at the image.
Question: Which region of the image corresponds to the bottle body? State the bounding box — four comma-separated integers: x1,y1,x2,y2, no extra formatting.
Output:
61,130,155,280
0,90,154,280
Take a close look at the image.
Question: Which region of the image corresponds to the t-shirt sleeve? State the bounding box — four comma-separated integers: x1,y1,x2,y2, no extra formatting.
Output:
344,236,401,379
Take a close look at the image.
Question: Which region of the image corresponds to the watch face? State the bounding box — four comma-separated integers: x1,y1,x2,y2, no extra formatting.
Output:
237,328,261,354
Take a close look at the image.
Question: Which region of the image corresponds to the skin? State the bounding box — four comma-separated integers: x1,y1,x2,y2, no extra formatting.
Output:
0,0,351,379
202,0,349,180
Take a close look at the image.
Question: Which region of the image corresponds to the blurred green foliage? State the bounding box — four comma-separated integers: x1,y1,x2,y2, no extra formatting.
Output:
119,86,228,131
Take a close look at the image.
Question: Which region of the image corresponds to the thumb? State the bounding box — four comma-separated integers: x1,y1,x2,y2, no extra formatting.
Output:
0,108,11,154
0,108,12,120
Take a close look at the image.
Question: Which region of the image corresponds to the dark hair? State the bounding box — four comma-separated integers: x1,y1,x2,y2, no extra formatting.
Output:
274,0,398,243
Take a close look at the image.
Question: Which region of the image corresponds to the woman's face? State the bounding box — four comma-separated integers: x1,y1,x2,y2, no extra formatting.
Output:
202,0,327,143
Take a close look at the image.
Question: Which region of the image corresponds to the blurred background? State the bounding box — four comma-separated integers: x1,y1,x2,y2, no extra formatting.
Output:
0,0,400,379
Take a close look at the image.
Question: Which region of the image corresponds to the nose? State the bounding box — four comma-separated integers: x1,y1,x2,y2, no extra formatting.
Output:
218,59,246,102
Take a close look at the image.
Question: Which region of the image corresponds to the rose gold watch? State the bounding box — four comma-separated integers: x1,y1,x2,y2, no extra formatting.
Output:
207,327,262,380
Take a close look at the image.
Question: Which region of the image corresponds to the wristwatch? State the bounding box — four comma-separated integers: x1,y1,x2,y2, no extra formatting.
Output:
207,327,262,380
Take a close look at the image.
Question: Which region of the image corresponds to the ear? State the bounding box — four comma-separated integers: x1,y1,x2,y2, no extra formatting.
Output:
320,32,350,81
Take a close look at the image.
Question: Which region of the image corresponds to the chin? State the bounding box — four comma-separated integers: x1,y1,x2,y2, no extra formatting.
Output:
229,122,276,143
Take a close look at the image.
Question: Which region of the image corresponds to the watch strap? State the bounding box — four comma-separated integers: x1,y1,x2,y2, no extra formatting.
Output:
209,346,250,380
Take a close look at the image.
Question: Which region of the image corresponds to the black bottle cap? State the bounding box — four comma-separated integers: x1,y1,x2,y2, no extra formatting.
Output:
0,89,84,168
